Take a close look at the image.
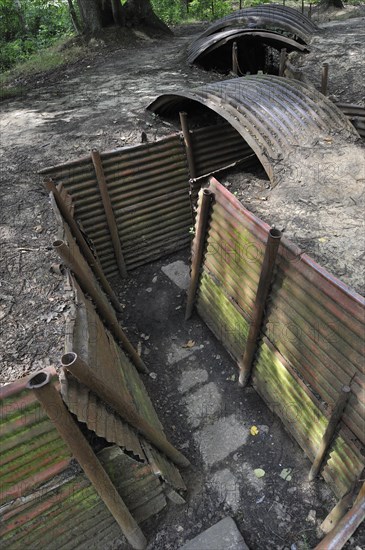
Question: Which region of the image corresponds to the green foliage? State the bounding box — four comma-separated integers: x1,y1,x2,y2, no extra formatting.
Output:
0,0,74,71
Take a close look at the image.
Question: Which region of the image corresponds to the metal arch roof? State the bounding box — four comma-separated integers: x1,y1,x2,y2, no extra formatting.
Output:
147,75,360,185
187,28,309,67
191,4,319,47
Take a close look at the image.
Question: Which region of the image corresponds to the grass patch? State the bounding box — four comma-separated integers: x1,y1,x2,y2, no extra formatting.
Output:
0,38,87,100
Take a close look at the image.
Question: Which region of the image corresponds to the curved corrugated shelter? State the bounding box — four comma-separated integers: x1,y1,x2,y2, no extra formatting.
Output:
147,75,359,185
188,28,309,73
191,4,319,46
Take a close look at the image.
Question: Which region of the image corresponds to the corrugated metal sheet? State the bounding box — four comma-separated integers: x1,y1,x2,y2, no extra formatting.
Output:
0,471,122,549
194,177,365,498
142,442,186,492
190,122,258,177
188,28,309,71
97,446,167,524
67,277,164,435
0,376,72,506
1,445,170,548
193,4,318,45
60,372,146,462
40,136,191,277
147,75,359,187
337,103,365,138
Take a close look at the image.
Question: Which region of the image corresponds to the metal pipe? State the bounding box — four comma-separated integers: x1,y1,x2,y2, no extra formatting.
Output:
53,239,148,374
320,468,365,534
314,482,365,550
321,62,329,96
91,150,127,278
232,41,238,76
179,112,197,179
185,189,213,320
308,385,351,481
44,178,122,313
27,368,147,550
238,227,282,386
279,48,287,77
61,353,190,469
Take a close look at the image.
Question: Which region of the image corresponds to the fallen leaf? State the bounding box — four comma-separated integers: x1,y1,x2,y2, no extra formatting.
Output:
250,425,259,436
182,340,195,348
254,468,265,478
279,468,293,481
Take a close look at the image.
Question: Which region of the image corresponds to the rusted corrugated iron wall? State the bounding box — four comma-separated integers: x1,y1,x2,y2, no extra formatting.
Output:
40,136,191,277
190,122,257,177
0,375,72,506
41,127,258,279
195,178,365,498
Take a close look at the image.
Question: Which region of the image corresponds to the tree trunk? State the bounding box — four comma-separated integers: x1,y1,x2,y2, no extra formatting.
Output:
319,0,344,8
122,0,172,34
67,0,82,34
13,0,28,36
77,0,103,34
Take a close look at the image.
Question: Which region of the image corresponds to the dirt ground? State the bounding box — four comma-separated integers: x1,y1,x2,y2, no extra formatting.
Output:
110,251,352,550
0,11,364,549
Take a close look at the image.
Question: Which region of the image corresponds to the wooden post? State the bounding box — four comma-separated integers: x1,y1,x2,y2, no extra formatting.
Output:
179,112,197,179
238,228,282,387
232,41,238,75
308,385,351,481
314,482,365,550
27,369,147,550
320,468,365,534
91,149,127,278
301,0,304,13
185,189,213,320
53,239,148,374
321,63,329,96
62,353,190,469
44,178,122,313
279,48,287,77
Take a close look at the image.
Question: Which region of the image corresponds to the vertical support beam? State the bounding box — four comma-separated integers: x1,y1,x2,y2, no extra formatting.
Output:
179,112,197,180
321,62,329,96
232,41,238,76
53,239,148,374
185,189,213,320
301,0,304,13
27,369,147,550
308,385,351,481
61,353,190,469
279,48,287,77
238,228,282,387
44,178,122,313
320,467,365,534
91,149,127,278
314,482,365,550
309,3,312,19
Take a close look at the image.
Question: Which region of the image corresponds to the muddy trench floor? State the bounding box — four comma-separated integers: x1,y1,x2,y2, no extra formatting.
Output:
110,249,362,550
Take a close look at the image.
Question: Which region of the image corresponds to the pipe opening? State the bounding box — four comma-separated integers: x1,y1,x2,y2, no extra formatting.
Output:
61,352,77,367
27,371,51,389
269,227,282,239
53,240,64,248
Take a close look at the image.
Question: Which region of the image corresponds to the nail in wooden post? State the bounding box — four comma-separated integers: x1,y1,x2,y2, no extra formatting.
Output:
279,48,287,77
53,239,148,374
238,228,282,387
232,41,238,75
91,149,127,278
314,482,365,550
44,178,122,313
185,189,213,320
27,369,147,550
179,112,197,180
308,385,351,482
62,353,190,469
321,63,329,96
